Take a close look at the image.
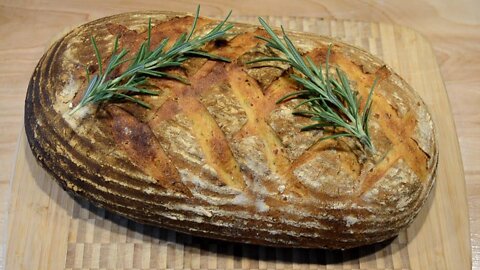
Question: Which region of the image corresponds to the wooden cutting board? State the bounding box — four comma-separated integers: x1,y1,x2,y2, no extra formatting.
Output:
5,16,472,270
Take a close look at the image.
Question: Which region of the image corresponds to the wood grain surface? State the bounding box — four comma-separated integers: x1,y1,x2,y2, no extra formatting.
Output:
4,15,471,270
0,1,479,269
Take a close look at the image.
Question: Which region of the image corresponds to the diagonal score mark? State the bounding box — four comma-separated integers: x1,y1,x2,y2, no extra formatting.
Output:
148,60,247,190
332,55,429,192
106,105,192,195
226,64,313,197
145,30,270,190
360,111,425,193
227,65,286,170
179,96,246,190
259,46,429,197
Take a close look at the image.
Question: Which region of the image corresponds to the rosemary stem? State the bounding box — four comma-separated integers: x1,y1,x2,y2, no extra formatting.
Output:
70,5,233,114
250,18,377,153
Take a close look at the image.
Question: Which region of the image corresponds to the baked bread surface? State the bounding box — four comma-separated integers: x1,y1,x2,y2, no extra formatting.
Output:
25,11,438,248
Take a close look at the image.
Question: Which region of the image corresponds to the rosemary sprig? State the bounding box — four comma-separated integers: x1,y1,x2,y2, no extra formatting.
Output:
249,18,378,153
71,6,233,114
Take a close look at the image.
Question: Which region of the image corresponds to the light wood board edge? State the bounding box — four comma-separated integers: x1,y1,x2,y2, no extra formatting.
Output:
4,16,472,270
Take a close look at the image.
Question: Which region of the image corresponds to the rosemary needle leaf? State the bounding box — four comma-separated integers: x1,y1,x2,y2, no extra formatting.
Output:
275,90,310,104
251,18,377,153
186,5,200,41
71,5,233,114
91,36,103,76
185,50,231,62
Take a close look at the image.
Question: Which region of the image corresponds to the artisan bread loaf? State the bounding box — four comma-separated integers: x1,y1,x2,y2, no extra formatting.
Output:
25,11,438,248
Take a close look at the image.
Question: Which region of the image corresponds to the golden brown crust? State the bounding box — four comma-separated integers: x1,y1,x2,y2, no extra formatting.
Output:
24,11,438,249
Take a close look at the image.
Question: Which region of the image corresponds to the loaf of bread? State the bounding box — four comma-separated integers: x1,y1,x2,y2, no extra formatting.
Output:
25,11,438,249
